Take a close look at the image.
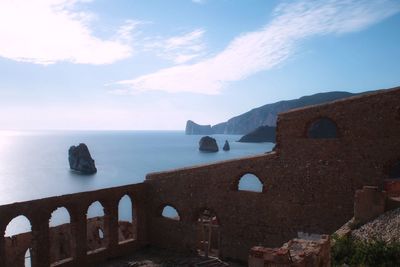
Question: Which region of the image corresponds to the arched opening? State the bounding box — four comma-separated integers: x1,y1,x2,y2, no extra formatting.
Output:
24,248,31,267
86,201,106,254
161,205,180,221
118,195,136,243
389,162,400,179
307,117,338,139
49,207,73,264
197,209,220,258
5,215,32,267
238,173,263,192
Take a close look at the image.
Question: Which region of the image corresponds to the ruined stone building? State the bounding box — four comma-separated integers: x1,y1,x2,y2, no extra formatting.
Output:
0,86,399,267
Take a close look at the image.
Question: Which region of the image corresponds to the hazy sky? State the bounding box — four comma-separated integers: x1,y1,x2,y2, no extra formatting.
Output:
0,0,399,130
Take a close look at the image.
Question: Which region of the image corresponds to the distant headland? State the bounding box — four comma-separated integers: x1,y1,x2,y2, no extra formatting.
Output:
185,91,360,137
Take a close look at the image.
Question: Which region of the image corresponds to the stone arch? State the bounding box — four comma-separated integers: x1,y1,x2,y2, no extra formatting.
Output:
5,215,32,267
118,194,136,243
237,173,264,192
86,201,106,253
161,205,180,221
307,117,338,139
49,206,73,264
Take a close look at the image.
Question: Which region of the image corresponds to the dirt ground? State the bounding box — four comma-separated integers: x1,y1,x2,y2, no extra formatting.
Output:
98,246,246,267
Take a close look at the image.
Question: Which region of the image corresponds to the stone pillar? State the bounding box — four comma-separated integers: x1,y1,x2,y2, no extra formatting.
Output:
70,207,87,265
354,186,386,224
104,201,119,252
135,199,147,243
31,216,50,267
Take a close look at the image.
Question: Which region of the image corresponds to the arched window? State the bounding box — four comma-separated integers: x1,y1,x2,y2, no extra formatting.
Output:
49,207,72,263
307,117,338,139
238,173,263,192
86,201,106,254
161,205,180,221
389,162,400,179
5,215,32,266
118,195,136,243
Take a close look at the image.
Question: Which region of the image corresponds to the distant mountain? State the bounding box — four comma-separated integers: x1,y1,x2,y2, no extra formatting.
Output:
186,91,357,135
238,125,276,143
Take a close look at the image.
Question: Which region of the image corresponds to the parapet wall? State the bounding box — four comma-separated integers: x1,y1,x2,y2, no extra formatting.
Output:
145,86,400,261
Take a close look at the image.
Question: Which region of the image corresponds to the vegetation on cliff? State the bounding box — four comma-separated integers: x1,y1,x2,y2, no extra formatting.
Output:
332,234,400,267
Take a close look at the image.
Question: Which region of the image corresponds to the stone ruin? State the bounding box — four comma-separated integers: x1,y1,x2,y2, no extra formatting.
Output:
0,86,399,266
249,235,331,267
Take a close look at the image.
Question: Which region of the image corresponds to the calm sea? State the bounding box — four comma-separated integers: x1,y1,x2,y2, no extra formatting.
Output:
0,130,273,235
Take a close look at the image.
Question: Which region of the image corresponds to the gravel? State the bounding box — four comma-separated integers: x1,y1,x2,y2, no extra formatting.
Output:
352,208,400,243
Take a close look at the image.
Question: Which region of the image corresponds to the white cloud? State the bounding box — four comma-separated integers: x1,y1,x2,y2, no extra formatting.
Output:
192,0,205,4
116,20,142,43
116,0,400,95
144,29,206,64
0,0,136,65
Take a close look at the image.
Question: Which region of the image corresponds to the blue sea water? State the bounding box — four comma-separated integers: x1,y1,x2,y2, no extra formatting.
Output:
0,130,273,235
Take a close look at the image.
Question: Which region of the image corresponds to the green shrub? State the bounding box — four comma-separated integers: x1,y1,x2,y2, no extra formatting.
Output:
331,235,400,267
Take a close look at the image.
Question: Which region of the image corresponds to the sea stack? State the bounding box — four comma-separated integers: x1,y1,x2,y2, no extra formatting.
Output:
68,143,97,174
223,140,230,151
199,136,219,152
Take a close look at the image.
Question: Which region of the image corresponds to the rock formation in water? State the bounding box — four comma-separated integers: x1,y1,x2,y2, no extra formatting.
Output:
238,126,276,143
199,136,219,152
185,120,212,135
223,140,230,151
186,91,359,135
68,143,97,174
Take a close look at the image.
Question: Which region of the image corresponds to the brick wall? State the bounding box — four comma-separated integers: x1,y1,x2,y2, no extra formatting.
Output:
145,87,400,261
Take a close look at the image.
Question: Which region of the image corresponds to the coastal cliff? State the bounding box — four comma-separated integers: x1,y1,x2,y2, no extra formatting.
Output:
185,120,213,135
238,125,276,143
186,91,356,135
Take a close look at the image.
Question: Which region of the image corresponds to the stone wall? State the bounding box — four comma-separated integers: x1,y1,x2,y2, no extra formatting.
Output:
144,87,400,261
4,218,135,266
0,183,148,267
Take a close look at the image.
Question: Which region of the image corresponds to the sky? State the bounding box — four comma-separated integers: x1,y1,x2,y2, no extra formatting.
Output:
0,0,399,130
